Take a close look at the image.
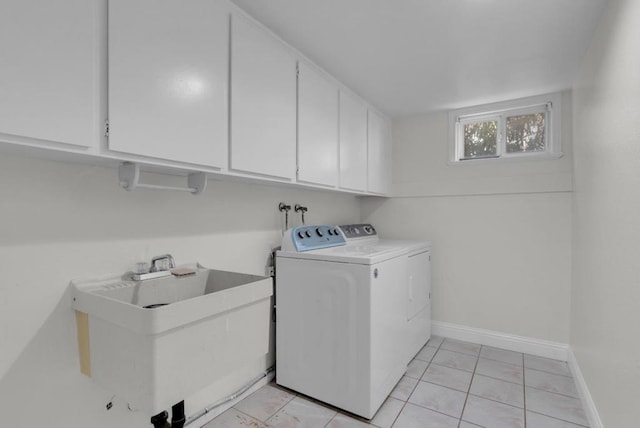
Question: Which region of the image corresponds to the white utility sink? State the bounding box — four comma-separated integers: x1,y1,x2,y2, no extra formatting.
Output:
71,265,273,414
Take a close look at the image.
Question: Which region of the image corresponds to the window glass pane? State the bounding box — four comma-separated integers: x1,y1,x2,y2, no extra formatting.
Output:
463,120,497,159
506,113,545,153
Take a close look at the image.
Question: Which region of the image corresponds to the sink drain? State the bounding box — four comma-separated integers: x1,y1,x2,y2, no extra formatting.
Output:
143,303,169,309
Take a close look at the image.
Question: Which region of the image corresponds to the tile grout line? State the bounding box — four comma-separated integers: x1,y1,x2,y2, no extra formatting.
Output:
436,345,526,370
430,350,531,393
464,392,525,411
522,384,581,400
444,366,522,387
525,365,574,379
264,387,299,424
322,413,335,428
428,360,475,374
524,354,574,376
230,407,270,426
272,389,299,422
522,351,527,428
242,385,299,426
526,409,590,428
457,343,482,427
389,337,444,428
391,401,409,428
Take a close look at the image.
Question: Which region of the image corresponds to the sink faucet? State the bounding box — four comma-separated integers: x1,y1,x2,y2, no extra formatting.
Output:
149,254,175,273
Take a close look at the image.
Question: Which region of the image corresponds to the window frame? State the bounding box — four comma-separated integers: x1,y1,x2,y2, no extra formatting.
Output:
449,93,563,164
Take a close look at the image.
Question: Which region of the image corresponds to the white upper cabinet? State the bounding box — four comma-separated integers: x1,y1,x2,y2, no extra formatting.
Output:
0,0,103,149
367,109,392,195
0,0,390,195
339,91,368,192
108,0,229,168
230,12,297,180
297,62,339,187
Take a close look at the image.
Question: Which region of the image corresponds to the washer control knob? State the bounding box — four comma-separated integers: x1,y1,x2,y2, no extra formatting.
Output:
316,228,324,237
297,231,305,239
305,230,312,238
363,225,373,234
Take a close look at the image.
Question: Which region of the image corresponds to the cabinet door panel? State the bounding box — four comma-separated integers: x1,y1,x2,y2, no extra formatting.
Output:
230,13,296,179
0,0,101,148
297,62,338,187
367,110,391,195
108,0,228,168
339,92,368,192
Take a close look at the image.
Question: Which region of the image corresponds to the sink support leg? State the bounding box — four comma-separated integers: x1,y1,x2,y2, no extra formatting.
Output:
171,401,186,428
149,401,185,427
150,410,170,428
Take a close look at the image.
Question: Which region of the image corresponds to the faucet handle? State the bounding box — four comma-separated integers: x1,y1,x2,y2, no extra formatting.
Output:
150,254,176,272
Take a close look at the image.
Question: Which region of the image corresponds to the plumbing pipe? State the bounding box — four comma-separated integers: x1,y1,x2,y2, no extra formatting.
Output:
184,366,275,426
150,410,170,428
171,401,186,428
278,202,292,233
294,204,308,225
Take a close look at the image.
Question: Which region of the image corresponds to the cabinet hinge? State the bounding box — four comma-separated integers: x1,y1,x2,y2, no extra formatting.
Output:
104,119,110,138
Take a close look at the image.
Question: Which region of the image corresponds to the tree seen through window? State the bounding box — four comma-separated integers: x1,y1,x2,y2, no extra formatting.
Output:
506,113,545,153
463,120,497,159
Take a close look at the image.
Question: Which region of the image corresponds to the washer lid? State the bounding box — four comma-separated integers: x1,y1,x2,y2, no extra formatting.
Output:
277,243,408,265
378,239,432,254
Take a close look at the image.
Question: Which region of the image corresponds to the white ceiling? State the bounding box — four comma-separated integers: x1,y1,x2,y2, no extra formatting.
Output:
231,0,608,117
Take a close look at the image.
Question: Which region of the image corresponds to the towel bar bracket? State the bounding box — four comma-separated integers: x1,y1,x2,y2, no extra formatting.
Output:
118,162,207,195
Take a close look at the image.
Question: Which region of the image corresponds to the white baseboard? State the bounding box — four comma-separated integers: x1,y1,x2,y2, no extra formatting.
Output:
432,321,569,361
567,349,603,428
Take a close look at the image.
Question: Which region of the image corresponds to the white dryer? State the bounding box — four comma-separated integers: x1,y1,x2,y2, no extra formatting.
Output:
339,224,432,364
276,225,409,419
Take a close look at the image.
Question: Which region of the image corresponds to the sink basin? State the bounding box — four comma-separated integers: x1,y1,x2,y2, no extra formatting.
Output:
71,265,273,414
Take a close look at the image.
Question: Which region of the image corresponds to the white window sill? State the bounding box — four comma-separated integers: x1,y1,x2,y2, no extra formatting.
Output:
447,151,563,166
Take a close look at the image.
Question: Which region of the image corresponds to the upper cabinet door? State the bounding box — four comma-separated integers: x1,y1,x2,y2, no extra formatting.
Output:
297,62,338,187
108,0,229,168
367,109,392,195
339,91,368,192
230,13,297,180
0,0,102,149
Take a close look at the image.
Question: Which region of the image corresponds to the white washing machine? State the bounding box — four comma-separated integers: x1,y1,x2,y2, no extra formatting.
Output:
275,225,409,419
339,224,432,364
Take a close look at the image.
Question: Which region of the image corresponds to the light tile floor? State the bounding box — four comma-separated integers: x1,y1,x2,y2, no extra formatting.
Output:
202,336,589,428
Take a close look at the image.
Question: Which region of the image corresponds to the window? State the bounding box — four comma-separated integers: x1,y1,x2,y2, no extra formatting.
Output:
449,93,562,163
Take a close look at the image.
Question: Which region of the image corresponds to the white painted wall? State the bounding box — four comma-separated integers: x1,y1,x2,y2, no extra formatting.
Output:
391,92,574,198
571,0,640,425
362,193,572,342
362,94,574,343
0,154,361,427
